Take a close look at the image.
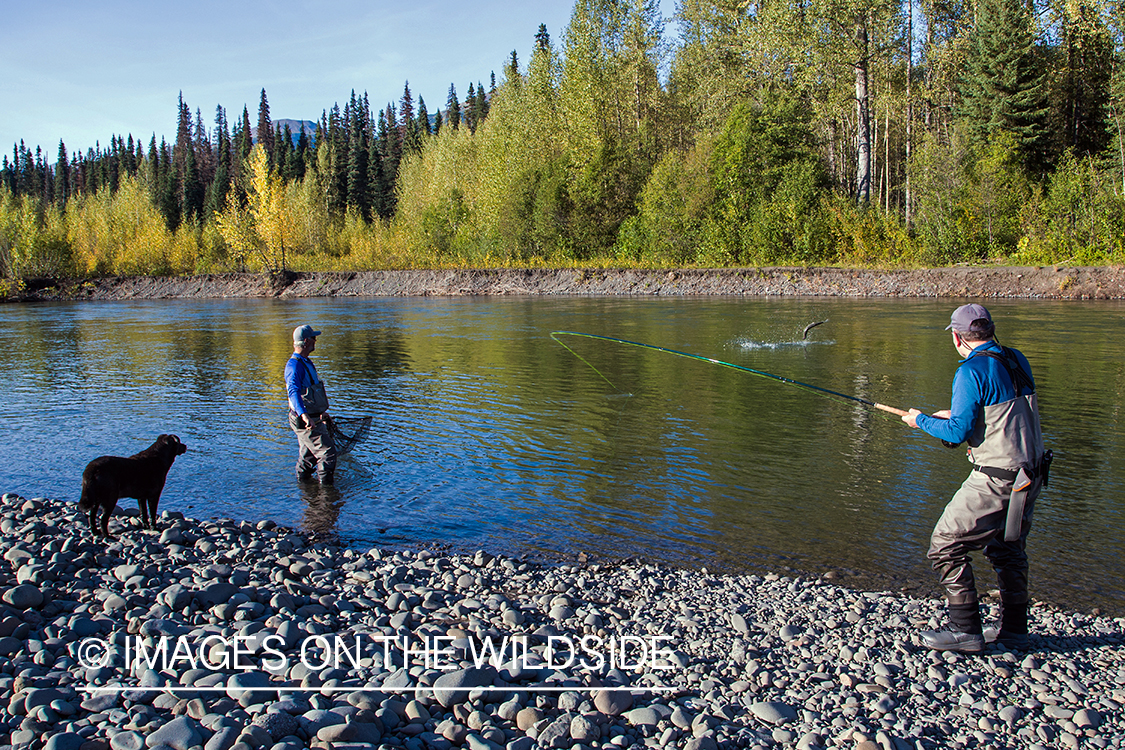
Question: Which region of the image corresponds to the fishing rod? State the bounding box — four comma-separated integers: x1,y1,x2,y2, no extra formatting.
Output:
550,331,909,418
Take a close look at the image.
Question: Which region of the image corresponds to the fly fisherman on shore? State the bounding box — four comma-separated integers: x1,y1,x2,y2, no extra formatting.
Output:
902,304,1051,653
285,324,337,485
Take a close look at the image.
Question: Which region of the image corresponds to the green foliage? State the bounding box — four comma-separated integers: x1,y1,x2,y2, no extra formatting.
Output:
910,131,1031,263
957,0,1050,172
703,93,833,264
6,0,1125,275
0,187,73,278
1015,151,1125,263
615,135,715,264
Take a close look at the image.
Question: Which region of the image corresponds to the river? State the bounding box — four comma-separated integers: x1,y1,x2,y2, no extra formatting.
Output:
3,296,1123,614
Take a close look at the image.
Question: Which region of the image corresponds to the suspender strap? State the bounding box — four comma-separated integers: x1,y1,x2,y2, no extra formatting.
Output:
971,346,1034,397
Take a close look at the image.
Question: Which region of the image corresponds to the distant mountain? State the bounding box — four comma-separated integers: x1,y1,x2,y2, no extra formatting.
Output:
252,119,319,146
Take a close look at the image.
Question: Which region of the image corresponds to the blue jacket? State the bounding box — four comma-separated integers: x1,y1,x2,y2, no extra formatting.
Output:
916,340,1035,445
284,354,320,416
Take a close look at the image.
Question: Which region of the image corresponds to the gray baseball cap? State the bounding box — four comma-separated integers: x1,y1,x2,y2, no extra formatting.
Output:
945,303,992,333
293,324,322,343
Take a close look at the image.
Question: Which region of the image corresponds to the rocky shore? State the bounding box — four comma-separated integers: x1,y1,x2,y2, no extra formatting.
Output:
2,493,1123,750
12,265,1125,302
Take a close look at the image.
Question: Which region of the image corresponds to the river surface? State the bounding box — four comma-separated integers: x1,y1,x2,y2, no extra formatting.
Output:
2,297,1123,614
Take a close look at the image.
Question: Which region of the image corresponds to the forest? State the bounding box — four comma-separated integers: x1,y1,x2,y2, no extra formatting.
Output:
1,0,1124,290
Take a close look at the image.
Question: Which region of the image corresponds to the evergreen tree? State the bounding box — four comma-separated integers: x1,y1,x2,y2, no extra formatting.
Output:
123,134,137,176
418,97,431,137
466,83,478,133
348,127,370,219
377,106,400,215
277,124,294,180
54,141,69,205
367,134,388,220
257,88,275,161
447,84,461,130
477,81,489,122
238,106,254,161
158,140,181,230
958,0,1050,171
401,83,422,153
194,107,213,183
434,110,444,135
291,126,309,181
181,145,204,221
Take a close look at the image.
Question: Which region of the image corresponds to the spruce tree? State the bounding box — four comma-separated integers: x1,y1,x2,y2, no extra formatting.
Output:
181,146,204,222
348,128,370,219
367,135,387,219
447,85,461,130
476,81,488,122
291,126,309,181
418,97,431,137
277,124,294,180
238,106,254,161
958,0,1050,171
54,141,69,206
466,83,478,133
257,88,275,161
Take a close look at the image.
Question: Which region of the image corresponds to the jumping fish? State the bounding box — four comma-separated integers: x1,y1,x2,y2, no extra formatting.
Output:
803,319,828,340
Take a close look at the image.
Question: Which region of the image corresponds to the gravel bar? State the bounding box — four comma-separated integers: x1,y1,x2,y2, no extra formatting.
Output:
2,493,1123,750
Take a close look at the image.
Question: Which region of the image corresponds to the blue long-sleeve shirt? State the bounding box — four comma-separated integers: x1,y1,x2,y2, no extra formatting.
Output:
916,340,1035,445
284,353,320,416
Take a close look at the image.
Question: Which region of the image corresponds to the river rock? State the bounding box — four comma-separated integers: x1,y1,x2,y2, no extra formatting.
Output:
3,583,44,609
44,733,85,750
516,707,545,731
251,711,299,741
432,666,497,708
144,716,204,750
594,689,633,715
748,701,797,725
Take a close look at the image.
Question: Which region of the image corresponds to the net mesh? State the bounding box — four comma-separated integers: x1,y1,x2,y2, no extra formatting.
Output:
328,416,372,456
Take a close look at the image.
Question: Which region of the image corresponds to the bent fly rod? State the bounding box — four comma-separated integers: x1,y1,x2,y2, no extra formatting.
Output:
550,331,909,418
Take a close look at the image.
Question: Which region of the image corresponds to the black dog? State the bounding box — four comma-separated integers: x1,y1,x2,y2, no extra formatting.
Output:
79,434,187,537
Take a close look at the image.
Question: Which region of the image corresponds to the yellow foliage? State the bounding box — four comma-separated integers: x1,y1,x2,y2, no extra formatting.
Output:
215,144,298,272
65,176,174,276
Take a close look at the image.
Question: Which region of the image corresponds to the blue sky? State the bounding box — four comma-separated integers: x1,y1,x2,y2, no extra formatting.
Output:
3,0,678,160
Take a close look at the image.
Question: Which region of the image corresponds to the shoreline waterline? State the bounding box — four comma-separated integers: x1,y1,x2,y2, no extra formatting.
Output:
2,492,1123,750
9,265,1125,303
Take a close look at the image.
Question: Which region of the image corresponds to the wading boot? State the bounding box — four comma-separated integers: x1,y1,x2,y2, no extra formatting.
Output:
984,598,1030,651
919,602,985,653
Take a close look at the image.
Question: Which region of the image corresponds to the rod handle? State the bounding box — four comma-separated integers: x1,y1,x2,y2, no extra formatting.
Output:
874,403,910,417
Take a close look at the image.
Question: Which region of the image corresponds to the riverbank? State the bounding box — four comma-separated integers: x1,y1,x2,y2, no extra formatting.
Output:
2,493,1122,750
11,265,1125,302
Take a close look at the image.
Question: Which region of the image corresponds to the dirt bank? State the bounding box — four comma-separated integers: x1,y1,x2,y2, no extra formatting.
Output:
12,264,1125,301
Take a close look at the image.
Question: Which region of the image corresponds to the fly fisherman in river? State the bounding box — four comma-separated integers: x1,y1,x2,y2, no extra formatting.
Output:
285,324,337,485
902,304,1050,653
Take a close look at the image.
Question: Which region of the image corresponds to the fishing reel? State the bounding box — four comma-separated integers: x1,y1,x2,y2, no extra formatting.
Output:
942,439,963,449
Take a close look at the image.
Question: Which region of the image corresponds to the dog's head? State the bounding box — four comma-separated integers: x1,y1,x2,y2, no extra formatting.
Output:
157,434,188,458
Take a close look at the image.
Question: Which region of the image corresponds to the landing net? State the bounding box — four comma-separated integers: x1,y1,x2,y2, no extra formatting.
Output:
328,416,372,456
